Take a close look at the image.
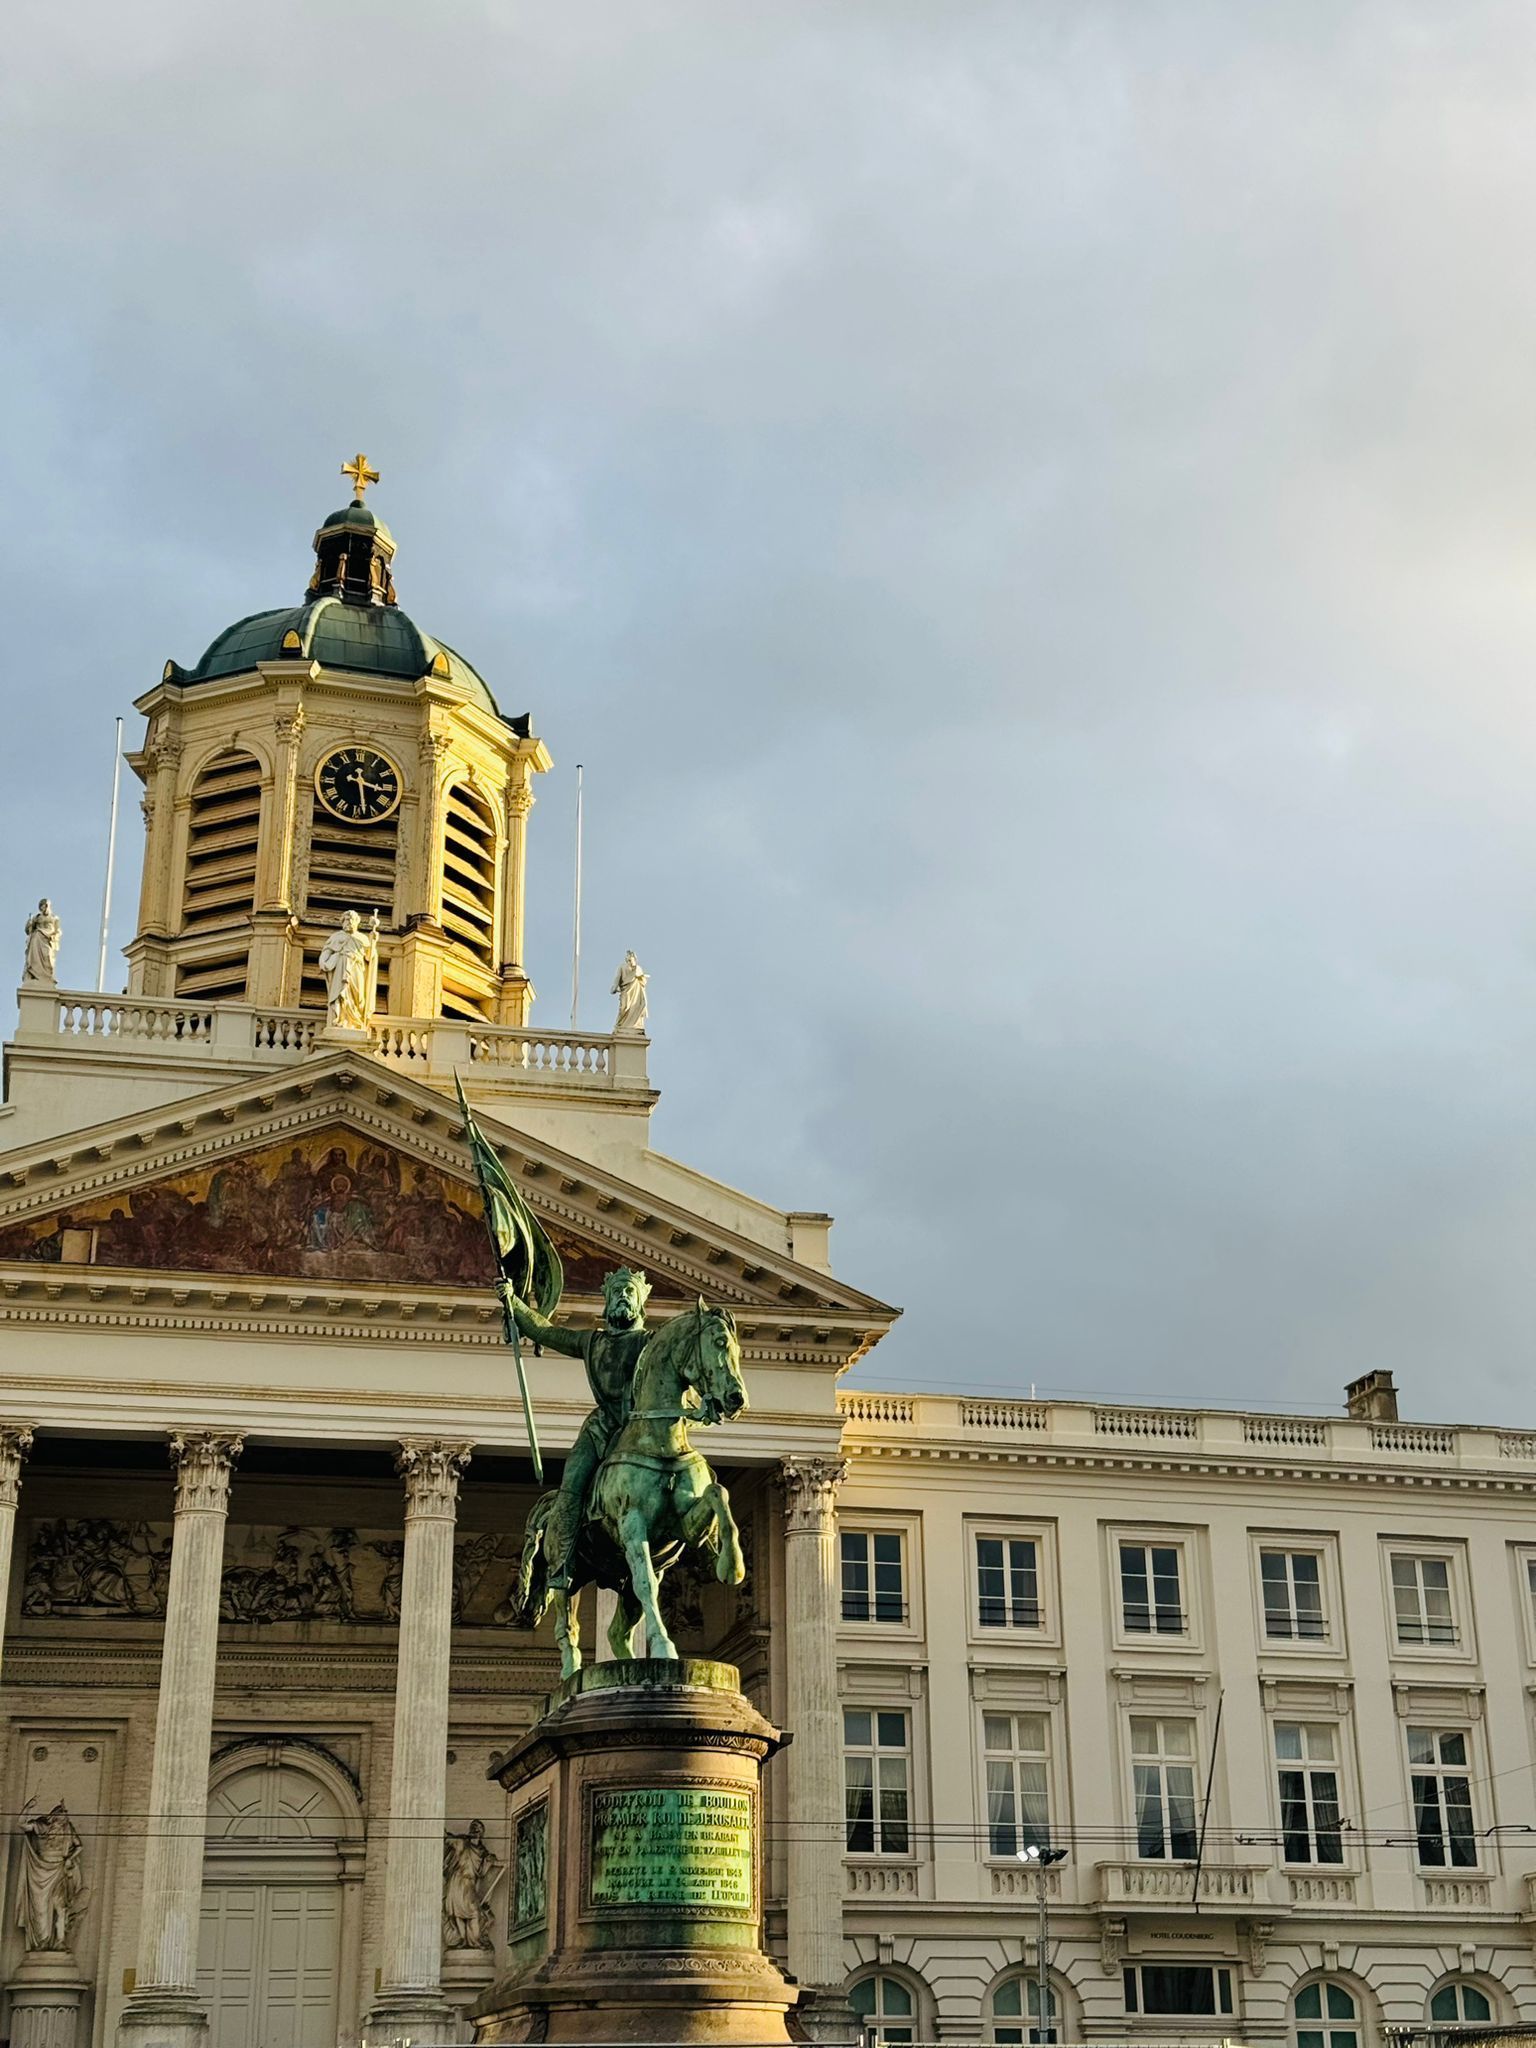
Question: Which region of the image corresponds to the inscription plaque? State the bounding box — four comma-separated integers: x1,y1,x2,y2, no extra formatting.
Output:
588,1785,755,1916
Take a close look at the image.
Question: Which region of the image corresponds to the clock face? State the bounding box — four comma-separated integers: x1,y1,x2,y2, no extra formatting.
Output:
315,746,402,823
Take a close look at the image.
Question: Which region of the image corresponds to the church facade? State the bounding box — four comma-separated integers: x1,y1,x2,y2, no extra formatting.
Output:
3,474,1536,2048
0,474,894,2048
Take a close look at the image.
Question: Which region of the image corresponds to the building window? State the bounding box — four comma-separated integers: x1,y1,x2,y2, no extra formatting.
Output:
1123,1965,1234,2016
1430,1983,1493,2026
991,1974,1058,2044
1407,1727,1476,1867
1130,1716,1198,1859
983,1712,1050,1858
977,1535,1042,1629
1261,1550,1327,1640
1120,1542,1184,1634
1294,1980,1359,2048
850,1973,916,2045
844,1708,911,1855
1391,1554,1457,1645
1276,1722,1344,1865
842,1531,906,1623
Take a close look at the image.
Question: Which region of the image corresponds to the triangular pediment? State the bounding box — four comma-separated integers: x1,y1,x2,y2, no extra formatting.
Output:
0,1052,897,1338
0,1123,682,1298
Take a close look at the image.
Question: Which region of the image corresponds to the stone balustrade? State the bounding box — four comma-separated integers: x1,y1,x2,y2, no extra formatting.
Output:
836,1388,1536,1476
1095,1860,1260,1907
14,989,647,1096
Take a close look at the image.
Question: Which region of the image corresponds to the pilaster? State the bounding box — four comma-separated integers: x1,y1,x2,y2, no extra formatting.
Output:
496,775,536,1025
777,1455,854,2032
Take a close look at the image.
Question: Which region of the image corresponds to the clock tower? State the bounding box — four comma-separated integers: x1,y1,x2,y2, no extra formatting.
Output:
123,459,550,1025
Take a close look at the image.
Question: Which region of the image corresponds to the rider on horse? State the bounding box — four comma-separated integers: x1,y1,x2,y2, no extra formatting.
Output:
501,1265,652,1594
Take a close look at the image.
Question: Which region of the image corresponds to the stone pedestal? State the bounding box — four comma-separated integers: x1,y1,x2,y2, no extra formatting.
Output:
444,1945,498,2026
9,1949,88,2048
474,1659,799,2046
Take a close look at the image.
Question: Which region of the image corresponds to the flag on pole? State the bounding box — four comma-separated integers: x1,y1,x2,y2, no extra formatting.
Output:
454,1075,560,1481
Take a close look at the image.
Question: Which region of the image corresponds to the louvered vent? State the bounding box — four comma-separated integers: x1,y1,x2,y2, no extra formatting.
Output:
176,948,249,1002
303,796,399,928
181,752,262,936
441,784,497,970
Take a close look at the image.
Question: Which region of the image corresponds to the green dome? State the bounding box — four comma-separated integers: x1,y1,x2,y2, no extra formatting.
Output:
182,598,498,711
314,501,396,550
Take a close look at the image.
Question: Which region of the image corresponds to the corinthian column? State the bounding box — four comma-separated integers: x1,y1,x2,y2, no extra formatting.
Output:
117,1432,242,2048
0,1426,34,1688
778,1456,853,2037
366,1439,472,2045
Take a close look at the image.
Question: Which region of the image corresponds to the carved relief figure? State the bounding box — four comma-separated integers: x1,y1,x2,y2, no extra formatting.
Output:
512,1802,548,1933
319,909,380,1029
22,1518,512,1626
22,900,62,986
442,1819,502,1950
451,1531,501,1621
611,949,648,1032
16,1800,86,1951
22,1519,170,1616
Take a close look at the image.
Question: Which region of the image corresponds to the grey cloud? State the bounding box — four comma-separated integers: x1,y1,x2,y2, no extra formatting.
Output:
4,0,1536,1420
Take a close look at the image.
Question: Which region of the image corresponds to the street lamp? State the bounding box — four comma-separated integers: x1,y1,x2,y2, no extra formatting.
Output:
1016,1845,1068,2043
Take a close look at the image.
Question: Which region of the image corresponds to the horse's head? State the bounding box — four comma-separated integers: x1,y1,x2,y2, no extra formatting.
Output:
687,1298,747,1424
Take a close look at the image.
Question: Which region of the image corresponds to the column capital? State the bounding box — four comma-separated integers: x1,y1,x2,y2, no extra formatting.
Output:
776,1455,847,1534
0,1426,34,1508
397,1439,472,1518
168,1432,243,1513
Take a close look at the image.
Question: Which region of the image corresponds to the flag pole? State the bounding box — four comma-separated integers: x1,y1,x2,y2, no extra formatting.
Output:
570,762,584,1028
454,1075,544,1483
96,717,123,993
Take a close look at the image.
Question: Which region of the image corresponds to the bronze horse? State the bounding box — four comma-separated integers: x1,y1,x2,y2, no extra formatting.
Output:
513,1301,747,1675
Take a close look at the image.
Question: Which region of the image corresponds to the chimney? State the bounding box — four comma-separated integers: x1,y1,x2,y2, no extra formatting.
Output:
1345,1369,1399,1422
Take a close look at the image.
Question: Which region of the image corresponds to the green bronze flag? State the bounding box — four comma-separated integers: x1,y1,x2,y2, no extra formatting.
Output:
454,1074,560,1480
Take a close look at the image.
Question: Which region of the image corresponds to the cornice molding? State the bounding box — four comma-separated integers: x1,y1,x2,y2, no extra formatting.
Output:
0,1057,891,1323
843,1440,1536,1497
0,1276,873,1369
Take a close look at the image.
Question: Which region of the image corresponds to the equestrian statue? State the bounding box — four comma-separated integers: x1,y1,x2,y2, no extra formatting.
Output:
456,1083,748,1676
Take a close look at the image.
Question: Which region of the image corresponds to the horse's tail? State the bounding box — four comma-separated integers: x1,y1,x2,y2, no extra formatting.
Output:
497,1492,557,1627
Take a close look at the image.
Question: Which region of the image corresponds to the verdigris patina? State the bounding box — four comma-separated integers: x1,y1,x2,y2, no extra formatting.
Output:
512,1291,748,1675
455,1088,747,1675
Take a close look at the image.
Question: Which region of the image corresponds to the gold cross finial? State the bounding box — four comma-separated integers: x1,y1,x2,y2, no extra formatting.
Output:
341,452,380,502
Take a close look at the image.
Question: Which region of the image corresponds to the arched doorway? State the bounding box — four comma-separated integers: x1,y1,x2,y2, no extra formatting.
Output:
196,1741,364,2048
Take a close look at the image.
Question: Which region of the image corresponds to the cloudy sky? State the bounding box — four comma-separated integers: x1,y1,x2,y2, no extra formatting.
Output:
5,2,1536,1422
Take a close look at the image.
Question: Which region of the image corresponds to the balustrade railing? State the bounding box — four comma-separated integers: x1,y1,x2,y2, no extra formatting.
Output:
55,995,215,1044
1370,1423,1455,1455
470,1032,611,1076
1242,1415,1328,1447
16,990,641,1095
838,1392,915,1425
251,1010,317,1054
960,1397,1048,1431
1094,1406,1198,1440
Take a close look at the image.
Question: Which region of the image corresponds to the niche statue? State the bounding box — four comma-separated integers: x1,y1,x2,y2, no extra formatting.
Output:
16,1800,86,1952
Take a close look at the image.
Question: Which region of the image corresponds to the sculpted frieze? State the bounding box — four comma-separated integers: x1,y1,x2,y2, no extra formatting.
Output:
22,1517,520,1627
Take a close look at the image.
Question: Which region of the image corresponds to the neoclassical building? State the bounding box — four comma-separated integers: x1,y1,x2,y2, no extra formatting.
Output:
0,475,894,2048
3,477,1536,2048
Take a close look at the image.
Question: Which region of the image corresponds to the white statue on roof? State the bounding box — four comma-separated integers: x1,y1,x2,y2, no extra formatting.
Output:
319,910,380,1031
23,900,61,987
612,951,648,1033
